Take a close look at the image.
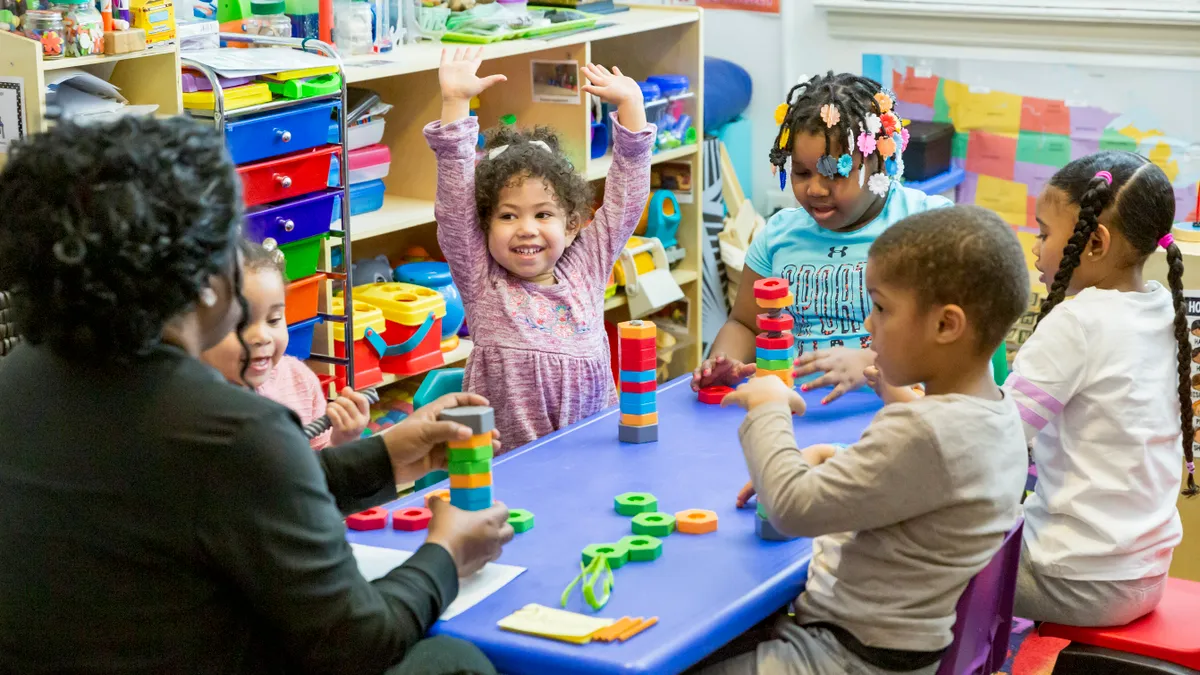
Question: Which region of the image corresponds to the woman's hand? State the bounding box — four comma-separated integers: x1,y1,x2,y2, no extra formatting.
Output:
792,347,876,405
581,63,647,132
691,353,756,391
375,392,501,485
439,47,507,125
328,387,371,447
425,497,515,577
721,375,806,416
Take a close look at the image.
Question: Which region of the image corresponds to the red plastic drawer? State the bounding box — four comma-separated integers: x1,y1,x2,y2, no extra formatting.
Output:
238,146,339,208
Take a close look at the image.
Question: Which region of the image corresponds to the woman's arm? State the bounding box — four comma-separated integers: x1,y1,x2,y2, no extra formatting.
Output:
199,411,455,675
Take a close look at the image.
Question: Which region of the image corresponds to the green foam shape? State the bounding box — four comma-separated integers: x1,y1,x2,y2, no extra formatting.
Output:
614,491,658,516
582,541,630,569
507,508,534,533
618,535,663,562
631,511,676,537
447,458,491,475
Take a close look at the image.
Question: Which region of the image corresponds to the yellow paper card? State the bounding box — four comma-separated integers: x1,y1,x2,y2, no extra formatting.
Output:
497,604,615,645
956,90,1023,136
975,175,1028,228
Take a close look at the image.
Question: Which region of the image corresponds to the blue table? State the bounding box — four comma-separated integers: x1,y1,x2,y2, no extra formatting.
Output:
347,376,884,674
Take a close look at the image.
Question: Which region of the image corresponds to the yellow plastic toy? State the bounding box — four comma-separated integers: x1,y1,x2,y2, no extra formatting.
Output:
130,0,175,43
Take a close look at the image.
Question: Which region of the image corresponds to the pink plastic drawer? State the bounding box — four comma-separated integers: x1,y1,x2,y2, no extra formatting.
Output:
329,143,392,186
239,146,339,208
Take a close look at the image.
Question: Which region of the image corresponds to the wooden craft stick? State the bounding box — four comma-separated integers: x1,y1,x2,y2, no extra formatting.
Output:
618,616,658,641
597,616,636,641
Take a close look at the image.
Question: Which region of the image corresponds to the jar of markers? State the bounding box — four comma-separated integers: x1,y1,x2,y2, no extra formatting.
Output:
23,9,65,59
51,0,104,57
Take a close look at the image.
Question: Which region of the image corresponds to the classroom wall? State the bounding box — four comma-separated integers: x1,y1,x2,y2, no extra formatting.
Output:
700,8,783,214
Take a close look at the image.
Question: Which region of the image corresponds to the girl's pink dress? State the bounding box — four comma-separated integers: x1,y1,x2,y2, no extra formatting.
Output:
424,114,654,450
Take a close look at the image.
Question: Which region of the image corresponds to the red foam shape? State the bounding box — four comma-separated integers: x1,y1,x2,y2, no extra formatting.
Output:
753,278,789,300
621,354,657,371
756,313,794,332
619,336,656,350
392,507,433,531
756,334,794,350
698,385,733,405
620,379,657,394
346,507,388,531
1039,577,1200,670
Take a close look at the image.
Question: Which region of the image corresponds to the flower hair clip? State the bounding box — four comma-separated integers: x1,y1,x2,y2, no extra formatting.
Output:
820,104,841,128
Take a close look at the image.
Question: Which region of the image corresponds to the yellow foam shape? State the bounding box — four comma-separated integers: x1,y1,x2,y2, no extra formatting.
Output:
331,297,387,342
262,65,339,81
355,282,447,326
497,604,615,644
182,83,271,112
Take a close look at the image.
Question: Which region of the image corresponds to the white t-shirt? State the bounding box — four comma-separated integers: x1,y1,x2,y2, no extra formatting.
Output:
1007,283,1183,581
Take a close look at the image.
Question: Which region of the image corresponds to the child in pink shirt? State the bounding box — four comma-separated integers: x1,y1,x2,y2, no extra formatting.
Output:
424,48,654,450
202,242,370,450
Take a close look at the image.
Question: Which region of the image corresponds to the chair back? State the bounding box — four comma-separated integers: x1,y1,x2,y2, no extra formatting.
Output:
935,518,1024,675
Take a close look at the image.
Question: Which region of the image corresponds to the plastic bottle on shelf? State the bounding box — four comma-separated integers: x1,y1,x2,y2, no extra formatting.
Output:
284,0,318,38
332,0,373,56
245,0,292,41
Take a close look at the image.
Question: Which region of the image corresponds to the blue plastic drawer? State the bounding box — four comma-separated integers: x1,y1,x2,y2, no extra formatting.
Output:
331,179,385,222
285,315,323,359
225,100,340,165
245,189,338,246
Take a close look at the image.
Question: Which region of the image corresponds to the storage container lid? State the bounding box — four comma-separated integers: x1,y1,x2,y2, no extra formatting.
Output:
252,0,286,13
646,74,689,94
347,143,392,170
356,282,447,325
396,261,452,287
903,120,955,142
638,81,662,102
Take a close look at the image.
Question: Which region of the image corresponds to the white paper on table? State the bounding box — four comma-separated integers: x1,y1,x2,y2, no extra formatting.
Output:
182,48,338,78
350,543,525,620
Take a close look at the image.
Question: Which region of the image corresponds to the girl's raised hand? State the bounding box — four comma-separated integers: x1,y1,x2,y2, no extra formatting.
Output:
439,47,507,102
581,63,647,132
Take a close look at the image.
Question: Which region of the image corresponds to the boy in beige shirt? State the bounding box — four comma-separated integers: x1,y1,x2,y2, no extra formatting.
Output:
700,206,1031,675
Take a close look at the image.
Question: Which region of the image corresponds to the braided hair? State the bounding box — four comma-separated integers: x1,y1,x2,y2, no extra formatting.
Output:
1037,151,1196,496
769,72,901,189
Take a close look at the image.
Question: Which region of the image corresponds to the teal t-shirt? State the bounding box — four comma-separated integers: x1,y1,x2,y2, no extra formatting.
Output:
744,184,952,355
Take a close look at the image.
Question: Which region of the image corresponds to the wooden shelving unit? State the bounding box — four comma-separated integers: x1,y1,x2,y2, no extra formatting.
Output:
340,5,706,376
0,31,182,140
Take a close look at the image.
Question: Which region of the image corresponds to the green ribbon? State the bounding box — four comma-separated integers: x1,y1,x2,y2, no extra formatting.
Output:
560,554,614,611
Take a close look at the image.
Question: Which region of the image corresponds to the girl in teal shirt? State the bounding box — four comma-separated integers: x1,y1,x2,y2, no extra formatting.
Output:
694,71,952,403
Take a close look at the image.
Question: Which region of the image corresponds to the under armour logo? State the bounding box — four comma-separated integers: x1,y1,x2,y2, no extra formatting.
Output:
828,246,848,258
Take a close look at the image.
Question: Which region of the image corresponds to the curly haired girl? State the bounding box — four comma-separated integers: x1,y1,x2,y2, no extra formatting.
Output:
424,47,653,449
1006,150,1194,627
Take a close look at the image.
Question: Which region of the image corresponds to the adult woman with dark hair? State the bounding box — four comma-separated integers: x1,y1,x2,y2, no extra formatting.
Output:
0,117,510,675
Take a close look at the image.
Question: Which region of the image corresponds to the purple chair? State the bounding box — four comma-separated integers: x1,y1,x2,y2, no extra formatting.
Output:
935,518,1024,675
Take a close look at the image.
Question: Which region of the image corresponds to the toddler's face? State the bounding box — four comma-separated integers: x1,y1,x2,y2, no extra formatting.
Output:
790,132,883,232
863,262,931,387
487,176,577,286
201,267,289,388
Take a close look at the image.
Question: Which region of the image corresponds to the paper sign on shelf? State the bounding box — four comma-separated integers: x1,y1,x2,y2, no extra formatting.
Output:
0,77,27,155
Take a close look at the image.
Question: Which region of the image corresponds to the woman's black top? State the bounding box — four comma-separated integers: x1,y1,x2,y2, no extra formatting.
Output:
0,344,457,674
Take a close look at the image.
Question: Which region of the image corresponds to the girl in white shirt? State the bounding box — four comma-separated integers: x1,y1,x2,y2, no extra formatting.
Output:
1006,151,1195,627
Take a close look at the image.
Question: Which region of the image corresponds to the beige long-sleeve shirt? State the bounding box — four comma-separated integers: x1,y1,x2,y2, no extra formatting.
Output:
740,395,1027,652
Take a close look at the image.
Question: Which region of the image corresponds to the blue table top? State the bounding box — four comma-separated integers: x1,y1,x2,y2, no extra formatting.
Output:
346,376,884,675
